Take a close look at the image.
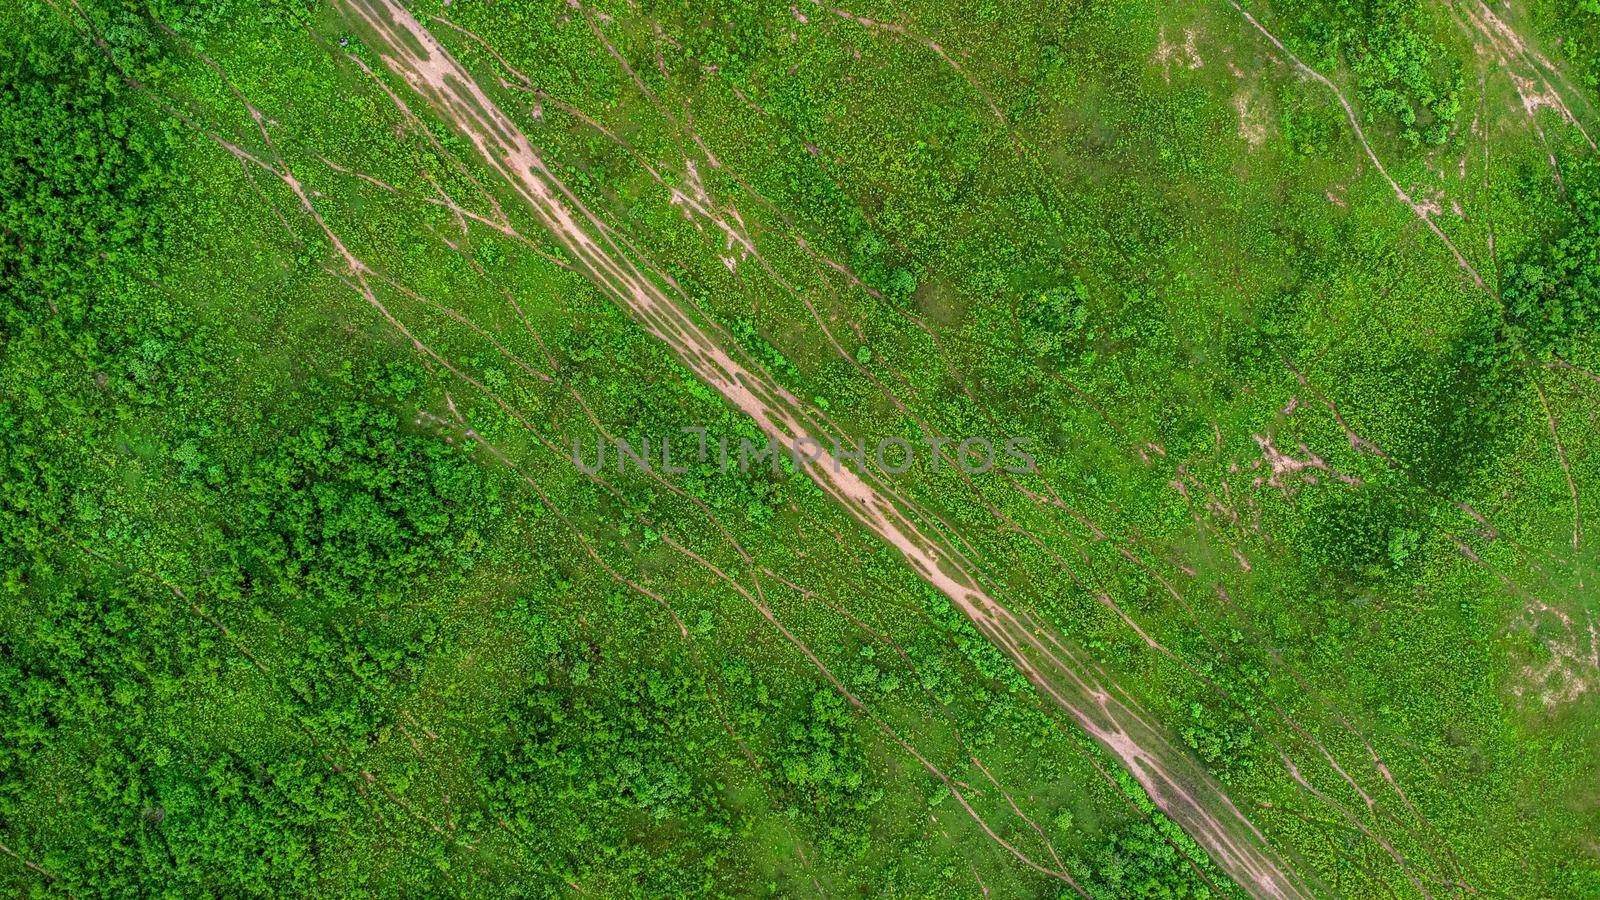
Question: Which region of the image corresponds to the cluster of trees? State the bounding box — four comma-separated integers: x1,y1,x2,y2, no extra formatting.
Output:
0,8,497,888
1,390,500,894
1071,771,1241,898
14,0,1600,893
474,641,745,895
1553,2,1600,99
1,0,173,586
1083,819,1233,899
777,688,883,859
0,569,361,894
1273,0,1463,147
1504,159,1600,354
1,334,504,890
1,1,174,335
240,402,498,611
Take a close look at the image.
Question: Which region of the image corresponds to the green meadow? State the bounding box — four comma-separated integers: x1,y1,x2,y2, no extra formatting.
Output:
3,0,1599,894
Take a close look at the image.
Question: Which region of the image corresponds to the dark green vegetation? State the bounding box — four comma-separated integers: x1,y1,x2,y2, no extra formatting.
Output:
3,0,1599,895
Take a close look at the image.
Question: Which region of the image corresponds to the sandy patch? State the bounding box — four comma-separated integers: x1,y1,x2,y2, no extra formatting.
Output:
1234,91,1266,149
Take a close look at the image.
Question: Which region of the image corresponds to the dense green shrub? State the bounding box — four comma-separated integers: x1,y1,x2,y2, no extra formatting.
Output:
242,403,498,608
1504,160,1600,353
0,2,174,334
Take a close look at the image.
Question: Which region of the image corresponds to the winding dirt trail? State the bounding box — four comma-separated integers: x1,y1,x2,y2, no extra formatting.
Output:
1226,0,1490,297
333,0,1311,895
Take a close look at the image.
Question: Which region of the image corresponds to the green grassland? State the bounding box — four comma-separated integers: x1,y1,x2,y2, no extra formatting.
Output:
3,0,1599,895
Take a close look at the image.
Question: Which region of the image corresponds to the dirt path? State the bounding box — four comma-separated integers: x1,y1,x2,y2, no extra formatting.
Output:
1227,0,1490,298
332,1,1311,895
0,840,62,889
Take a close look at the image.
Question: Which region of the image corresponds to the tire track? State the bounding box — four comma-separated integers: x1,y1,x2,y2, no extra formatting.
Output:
332,1,1312,894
